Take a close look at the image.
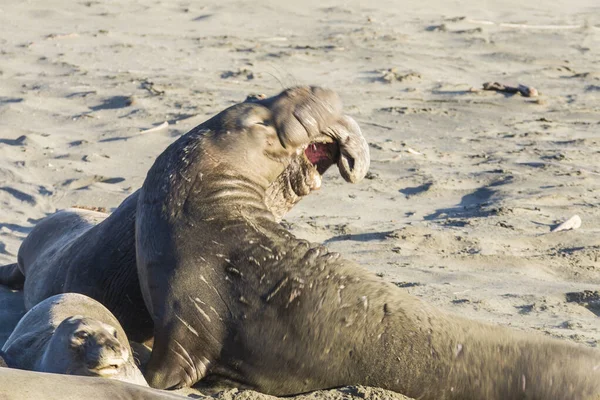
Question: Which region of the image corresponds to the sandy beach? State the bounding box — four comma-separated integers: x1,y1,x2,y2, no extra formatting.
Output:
1,0,599,398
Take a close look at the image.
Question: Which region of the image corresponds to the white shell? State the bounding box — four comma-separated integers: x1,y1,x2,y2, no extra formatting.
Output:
550,215,582,233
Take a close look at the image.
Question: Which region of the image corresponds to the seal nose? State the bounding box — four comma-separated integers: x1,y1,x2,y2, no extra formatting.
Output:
264,86,343,151
324,115,370,183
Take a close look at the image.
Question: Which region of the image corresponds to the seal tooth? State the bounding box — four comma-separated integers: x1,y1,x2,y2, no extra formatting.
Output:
311,173,322,190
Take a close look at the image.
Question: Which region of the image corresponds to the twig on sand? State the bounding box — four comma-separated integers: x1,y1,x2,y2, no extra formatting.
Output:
46,33,79,40
140,121,168,134
356,120,394,131
466,19,593,30
72,205,108,213
481,82,539,97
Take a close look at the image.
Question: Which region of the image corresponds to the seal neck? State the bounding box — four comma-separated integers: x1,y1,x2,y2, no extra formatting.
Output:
190,170,275,221
141,127,279,225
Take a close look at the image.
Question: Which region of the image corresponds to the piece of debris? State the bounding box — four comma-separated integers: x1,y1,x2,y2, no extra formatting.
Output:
140,79,165,96
221,68,255,80
394,282,422,288
72,205,108,213
245,93,267,102
378,68,422,83
454,27,483,34
426,24,447,32
550,215,582,233
481,82,539,97
140,121,168,134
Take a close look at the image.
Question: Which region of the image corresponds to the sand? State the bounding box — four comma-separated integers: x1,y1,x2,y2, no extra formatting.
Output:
0,0,599,399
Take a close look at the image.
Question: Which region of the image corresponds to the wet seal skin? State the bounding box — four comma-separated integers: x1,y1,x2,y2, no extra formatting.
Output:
0,86,369,345
136,87,600,399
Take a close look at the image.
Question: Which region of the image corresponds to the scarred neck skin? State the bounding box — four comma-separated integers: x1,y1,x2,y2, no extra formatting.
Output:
140,126,280,228
184,170,276,224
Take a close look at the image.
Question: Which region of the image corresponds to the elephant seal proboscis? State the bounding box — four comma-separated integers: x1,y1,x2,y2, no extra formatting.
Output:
0,86,369,343
135,88,600,399
2,293,147,386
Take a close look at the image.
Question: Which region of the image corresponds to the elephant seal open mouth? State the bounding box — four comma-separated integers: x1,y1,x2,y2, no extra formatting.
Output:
265,113,368,220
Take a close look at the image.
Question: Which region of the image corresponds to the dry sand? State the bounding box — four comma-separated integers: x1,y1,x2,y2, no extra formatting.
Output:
0,0,599,399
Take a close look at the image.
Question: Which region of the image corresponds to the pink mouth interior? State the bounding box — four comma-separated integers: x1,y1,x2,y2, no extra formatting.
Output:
304,142,339,175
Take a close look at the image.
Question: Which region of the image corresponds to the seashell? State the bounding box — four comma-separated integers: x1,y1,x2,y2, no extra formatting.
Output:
140,121,169,134
550,215,582,233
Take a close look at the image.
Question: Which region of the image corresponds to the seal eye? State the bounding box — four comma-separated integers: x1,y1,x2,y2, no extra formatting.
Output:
74,331,89,340
256,119,272,127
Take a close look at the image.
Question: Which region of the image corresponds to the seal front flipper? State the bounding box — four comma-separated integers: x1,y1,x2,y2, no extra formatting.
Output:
144,319,214,390
0,263,24,289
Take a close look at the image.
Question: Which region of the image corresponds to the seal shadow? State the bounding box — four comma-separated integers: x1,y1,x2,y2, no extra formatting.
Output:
424,186,498,220
0,214,53,238
0,187,36,205
89,96,133,111
0,223,32,235
424,177,513,221
0,136,27,146
399,182,433,198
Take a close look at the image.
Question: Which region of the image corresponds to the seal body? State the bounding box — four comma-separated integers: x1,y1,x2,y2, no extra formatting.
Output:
0,285,25,348
2,293,147,386
134,91,600,399
0,87,369,345
0,194,152,341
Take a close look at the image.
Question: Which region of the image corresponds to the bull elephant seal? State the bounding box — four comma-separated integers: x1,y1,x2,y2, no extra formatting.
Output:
2,293,147,386
0,86,369,343
136,91,600,399
0,368,190,400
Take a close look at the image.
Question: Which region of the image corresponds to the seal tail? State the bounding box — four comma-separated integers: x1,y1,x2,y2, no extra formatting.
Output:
0,263,24,290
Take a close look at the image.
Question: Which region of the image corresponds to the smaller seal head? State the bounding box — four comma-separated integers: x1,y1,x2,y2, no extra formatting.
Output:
40,316,129,378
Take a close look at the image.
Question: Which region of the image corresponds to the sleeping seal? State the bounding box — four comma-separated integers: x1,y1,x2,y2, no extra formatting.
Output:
2,293,147,386
134,88,600,399
0,86,369,343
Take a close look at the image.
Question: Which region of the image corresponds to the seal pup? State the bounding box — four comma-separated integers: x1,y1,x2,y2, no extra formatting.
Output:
2,293,147,386
0,86,369,343
135,90,600,399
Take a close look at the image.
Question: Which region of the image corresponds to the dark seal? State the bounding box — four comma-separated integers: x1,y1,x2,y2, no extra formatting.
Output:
135,88,600,399
0,86,369,344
